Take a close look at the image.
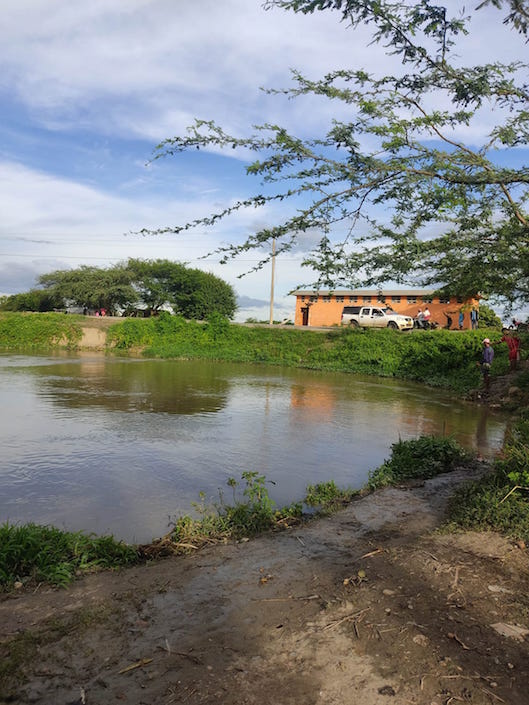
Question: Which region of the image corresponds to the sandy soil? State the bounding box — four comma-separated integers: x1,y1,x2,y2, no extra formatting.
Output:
2,463,529,705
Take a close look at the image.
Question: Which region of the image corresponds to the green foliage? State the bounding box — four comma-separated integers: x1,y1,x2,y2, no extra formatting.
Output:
478,304,503,329
105,320,496,393
125,258,237,319
304,480,358,510
495,413,529,487
0,289,64,312
367,435,472,490
39,264,136,314
148,1,529,308
0,259,236,320
169,472,279,545
0,312,82,348
171,268,237,320
0,523,138,588
447,471,529,543
205,311,231,340
222,471,277,536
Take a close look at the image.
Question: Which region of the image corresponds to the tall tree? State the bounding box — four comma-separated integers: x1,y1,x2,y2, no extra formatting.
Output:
125,258,188,315
38,265,136,314
170,267,238,320
143,0,529,307
0,289,64,312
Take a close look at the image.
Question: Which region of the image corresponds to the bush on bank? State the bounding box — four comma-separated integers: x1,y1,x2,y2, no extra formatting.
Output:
1,311,518,394
104,312,512,394
0,312,81,348
0,523,138,588
447,410,529,542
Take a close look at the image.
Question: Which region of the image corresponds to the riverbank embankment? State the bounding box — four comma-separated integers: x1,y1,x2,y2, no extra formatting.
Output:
2,465,529,705
2,311,520,397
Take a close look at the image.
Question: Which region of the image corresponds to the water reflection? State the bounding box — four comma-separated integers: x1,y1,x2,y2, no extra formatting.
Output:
32,358,229,414
0,355,509,543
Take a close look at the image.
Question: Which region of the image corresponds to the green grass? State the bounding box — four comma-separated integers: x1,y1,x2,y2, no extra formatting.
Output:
105,313,514,394
2,311,522,394
304,480,359,512
447,411,529,541
0,523,139,588
367,435,473,490
0,312,82,348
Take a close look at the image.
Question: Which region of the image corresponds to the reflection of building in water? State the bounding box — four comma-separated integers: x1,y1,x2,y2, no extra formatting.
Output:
290,384,336,419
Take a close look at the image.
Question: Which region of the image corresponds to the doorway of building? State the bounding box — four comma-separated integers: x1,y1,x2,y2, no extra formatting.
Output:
301,307,309,326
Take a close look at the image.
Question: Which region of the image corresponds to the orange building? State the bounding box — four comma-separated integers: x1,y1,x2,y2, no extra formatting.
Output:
293,289,480,329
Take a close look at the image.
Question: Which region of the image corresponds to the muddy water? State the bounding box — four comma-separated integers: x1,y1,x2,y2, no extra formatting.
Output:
0,354,508,542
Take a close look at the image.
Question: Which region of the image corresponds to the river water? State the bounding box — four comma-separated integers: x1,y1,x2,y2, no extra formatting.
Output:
0,353,508,543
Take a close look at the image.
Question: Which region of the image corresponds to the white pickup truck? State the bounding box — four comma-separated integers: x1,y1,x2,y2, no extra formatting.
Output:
341,305,414,331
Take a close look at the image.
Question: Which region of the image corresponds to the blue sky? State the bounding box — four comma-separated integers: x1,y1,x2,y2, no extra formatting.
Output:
1,0,526,321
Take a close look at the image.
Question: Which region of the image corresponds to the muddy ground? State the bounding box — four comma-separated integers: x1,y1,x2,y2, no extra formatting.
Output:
1,462,529,705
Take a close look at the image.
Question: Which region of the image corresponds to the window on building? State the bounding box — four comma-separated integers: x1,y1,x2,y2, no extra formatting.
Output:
363,296,371,303
349,296,358,302
392,296,402,303
407,296,417,304
422,296,433,303
310,296,318,302
323,296,331,303
439,297,450,304
336,296,344,303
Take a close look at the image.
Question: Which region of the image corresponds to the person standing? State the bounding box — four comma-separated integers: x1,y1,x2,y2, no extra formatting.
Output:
459,310,464,329
422,306,431,328
500,329,521,371
471,308,479,329
480,338,494,392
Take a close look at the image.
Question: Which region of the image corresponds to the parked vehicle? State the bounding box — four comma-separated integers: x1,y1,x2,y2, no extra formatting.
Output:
341,306,414,330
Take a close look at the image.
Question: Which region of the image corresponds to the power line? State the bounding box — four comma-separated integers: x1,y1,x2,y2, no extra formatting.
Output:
0,252,308,263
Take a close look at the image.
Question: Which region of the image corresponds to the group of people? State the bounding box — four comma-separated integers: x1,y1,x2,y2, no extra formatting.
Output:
415,307,431,328
479,329,522,393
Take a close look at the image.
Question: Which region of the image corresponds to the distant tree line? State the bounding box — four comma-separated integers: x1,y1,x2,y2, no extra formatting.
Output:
0,259,237,320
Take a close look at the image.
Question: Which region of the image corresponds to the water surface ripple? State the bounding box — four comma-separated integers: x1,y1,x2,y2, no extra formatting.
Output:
0,354,508,542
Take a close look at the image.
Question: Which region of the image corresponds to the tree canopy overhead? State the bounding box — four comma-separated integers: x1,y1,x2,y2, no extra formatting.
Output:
143,0,529,307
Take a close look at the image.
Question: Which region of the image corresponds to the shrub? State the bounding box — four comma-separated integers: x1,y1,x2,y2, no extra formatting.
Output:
0,523,138,587
367,435,472,490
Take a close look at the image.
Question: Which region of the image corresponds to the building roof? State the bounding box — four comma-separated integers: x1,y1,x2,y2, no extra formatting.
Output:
293,289,439,297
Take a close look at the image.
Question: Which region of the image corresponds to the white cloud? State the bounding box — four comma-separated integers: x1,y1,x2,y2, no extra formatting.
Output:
0,160,312,313
0,0,526,311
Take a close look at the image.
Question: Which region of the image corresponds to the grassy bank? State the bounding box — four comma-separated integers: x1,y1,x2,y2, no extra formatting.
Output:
0,311,515,394
5,432,525,590
2,427,528,589
0,312,82,348
447,408,529,542
107,313,508,394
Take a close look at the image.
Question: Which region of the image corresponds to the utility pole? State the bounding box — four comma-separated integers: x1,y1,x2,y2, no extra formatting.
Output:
269,238,276,326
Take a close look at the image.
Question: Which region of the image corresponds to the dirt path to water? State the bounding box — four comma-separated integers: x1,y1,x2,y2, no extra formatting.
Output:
1,465,528,705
